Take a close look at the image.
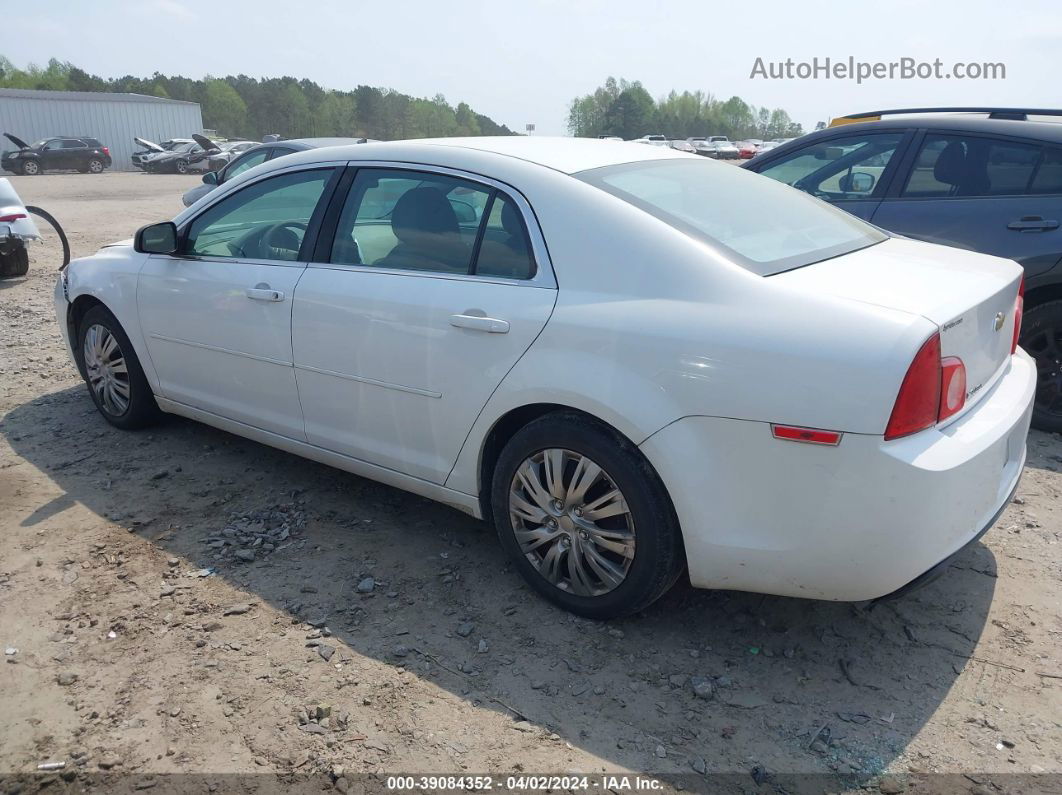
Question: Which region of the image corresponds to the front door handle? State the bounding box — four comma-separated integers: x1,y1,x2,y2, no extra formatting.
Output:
245,284,284,302
449,313,510,334
1007,215,1059,232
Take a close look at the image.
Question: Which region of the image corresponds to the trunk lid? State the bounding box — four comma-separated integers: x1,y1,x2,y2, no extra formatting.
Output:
774,236,1022,414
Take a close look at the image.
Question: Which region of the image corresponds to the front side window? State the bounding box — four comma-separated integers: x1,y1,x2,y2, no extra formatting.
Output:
185,168,334,261
224,148,270,181
757,132,904,200
577,158,887,276
902,134,1042,198
329,168,534,278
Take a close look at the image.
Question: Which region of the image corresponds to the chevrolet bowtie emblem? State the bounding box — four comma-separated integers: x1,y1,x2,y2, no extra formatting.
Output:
994,311,1007,331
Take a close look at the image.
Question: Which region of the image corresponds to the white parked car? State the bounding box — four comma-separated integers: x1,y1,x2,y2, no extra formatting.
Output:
54,138,1034,618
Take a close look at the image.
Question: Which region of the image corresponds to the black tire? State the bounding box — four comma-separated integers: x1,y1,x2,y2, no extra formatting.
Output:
87,158,105,174
76,304,162,430
1021,299,1062,433
21,160,40,176
0,244,29,278
491,412,685,619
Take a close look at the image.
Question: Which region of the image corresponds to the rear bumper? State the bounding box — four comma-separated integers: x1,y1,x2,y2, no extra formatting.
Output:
639,349,1036,601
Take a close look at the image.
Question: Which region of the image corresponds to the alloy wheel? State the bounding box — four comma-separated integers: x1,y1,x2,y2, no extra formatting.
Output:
1024,325,1062,418
83,324,131,416
88,159,103,173
23,161,39,175
508,448,635,597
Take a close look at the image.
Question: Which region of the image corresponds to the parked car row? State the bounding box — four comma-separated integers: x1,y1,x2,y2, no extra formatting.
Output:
615,134,792,160
132,134,258,174
180,137,377,206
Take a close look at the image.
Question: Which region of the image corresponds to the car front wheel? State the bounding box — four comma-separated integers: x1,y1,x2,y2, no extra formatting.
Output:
491,412,684,619
21,160,40,175
77,305,161,429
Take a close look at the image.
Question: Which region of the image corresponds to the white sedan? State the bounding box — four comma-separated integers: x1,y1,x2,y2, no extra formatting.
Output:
54,138,1034,618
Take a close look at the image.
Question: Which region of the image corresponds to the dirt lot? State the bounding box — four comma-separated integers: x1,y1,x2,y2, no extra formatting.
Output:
1,172,1060,794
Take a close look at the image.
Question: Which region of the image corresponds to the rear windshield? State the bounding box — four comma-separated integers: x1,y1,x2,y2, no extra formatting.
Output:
575,159,886,275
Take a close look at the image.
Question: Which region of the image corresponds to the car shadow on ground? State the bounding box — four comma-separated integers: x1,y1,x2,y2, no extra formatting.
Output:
1,385,1003,789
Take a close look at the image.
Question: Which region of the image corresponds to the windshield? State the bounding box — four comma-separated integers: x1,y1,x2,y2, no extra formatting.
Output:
575,159,887,276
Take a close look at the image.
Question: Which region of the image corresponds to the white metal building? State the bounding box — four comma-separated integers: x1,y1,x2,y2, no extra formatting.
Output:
0,88,203,171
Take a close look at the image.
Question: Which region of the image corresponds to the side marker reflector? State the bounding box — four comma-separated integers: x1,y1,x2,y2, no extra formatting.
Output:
771,425,842,445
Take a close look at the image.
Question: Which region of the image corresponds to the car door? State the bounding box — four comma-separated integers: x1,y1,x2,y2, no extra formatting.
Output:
291,165,557,484
138,164,341,438
871,132,1062,277
40,139,66,170
749,130,912,221
64,139,88,169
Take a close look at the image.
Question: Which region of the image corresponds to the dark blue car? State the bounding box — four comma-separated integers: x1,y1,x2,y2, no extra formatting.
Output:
745,108,1062,432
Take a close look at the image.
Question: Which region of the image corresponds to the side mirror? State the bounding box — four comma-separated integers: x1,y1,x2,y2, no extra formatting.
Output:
134,221,178,254
202,171,218,185
838,171,876,193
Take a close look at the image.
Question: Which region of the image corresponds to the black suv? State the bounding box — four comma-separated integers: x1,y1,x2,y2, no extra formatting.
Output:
2,133,112,175
745,108,1062,431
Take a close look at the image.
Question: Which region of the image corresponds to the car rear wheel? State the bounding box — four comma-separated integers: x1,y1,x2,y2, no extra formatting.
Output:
1021,300,1062,433
77,305,161,430
21,160,40,175
87,158,104,174
491,412,684,619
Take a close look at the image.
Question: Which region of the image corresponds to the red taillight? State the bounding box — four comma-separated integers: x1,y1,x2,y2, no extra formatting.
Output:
939,356,966,422
1011,276,1024,354
102,147,110,156
771,425,842,445
0,213,27,223
885,333,942,440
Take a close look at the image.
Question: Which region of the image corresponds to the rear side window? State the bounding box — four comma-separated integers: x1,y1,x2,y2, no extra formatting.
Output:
577,158,886,276
902,134,1041,198
329,168,535,279
475,194,536,280
1030,148,1062,195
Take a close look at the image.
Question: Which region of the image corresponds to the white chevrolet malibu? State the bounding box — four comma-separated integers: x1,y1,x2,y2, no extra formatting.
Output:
54,138,1034,618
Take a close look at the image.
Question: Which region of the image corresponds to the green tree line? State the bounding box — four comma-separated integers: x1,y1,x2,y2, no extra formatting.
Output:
569,77,804,141
0,56,516,141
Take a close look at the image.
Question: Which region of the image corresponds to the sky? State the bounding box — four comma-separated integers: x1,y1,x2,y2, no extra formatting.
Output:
5,0,1061,136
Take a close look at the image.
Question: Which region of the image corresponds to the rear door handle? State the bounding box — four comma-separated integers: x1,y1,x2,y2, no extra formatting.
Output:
449,313,510,334
245,285,284,302
1008,215,1059,232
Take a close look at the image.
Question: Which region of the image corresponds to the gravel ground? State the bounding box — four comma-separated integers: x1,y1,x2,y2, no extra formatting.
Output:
1,172,1060,794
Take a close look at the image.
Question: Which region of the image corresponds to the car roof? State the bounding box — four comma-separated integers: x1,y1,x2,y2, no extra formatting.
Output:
822,114,1062,143
258,136,687,175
